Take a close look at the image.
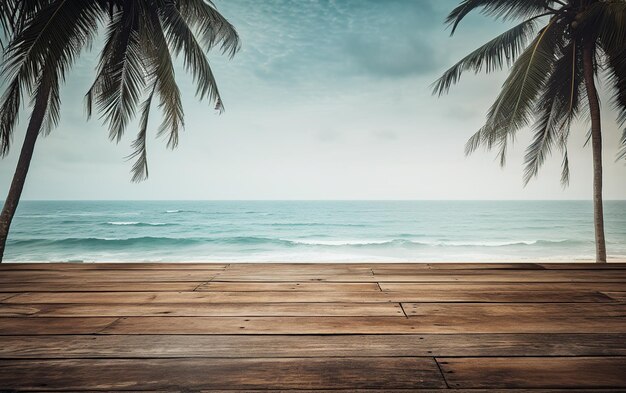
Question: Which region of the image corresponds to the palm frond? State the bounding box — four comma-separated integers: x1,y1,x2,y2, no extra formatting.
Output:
85,1,146,142
0,0,102,154
433,18,538,96
0,79,21,156
142,5,184,149
178,0,240,57
524,40,583,185
584,1,626,54
39,74,61,136
0,0,51,47
466,18,563,166
446,0,557,35
159,1,222,108
127,82,156,182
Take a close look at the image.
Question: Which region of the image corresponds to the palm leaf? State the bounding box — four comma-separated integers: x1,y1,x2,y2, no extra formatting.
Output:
466,18,563,165
524,40,583,185
0,0,102,155
85,1,146,142
433,18,538,95
127,82,157,182
446,0,556,35
159,1,223,108
178,0,240,57
142,4,184,149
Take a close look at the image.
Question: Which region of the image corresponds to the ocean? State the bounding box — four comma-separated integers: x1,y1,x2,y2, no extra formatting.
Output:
4,200,626,262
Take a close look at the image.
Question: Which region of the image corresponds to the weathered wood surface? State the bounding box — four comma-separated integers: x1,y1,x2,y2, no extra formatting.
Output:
1,334,624,358
0,262,624,391
2,290,615,303
438,357,626,388
0,357,446,390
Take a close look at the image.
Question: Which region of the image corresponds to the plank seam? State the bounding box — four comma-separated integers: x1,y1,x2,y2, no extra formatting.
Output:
433,357,450,388
398,303,408,319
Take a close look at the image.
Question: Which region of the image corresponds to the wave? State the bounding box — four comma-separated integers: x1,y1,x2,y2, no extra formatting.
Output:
164,209,203,214
269,222,367,227
8,237,204,248
105,222,174,227
282,238,577,248
7,236,580,250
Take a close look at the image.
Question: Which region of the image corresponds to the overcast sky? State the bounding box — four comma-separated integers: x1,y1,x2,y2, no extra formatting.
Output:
1,0,625,200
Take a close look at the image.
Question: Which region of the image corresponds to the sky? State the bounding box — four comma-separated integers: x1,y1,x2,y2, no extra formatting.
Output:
1,0,625,200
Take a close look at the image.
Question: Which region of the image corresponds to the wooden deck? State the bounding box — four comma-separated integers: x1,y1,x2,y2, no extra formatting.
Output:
0,262,625,391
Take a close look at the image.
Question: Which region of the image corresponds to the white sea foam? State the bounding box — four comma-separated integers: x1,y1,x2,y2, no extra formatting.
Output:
107,221,169,226
282,238,571,247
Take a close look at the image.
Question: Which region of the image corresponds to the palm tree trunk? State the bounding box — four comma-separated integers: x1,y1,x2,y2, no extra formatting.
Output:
582,39,607,263
0,83,51,262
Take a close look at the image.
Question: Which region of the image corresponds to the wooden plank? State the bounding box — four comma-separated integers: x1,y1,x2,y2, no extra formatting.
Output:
402,303,626,333
380,282,626,292
2,290,613,304
0,271,218,283
381,290,612,303
0,302,404,317
438,357,626,388
0,262,228,270
225,263,374,272
372,269,626,282
226,262,544,270
2,291,390,304
537,263,626,269
0,317,117,335
0,282,200,292
212,274,376,282
1,334,624,358
366,263,544,270
100,311,626,334
403,303,626,317
0,358,446,390
197,281,382,292
210,270,626,282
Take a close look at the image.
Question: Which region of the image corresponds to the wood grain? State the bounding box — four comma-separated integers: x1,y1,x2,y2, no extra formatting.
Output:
2,290,614,303
438,357,626,388
0,270,218,282
380,282,626,292
197,281,381,292
0,282,201,292
0,302,404,317
0,357,446,390
99,313,626,334
1,334,624,358
0,262,623,390
0,317,118,334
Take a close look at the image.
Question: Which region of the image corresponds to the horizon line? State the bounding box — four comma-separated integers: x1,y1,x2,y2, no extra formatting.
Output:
18,199,626,202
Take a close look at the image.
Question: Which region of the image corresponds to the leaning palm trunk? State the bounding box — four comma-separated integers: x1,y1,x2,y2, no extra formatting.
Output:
582,38,607,263
0,82,50,261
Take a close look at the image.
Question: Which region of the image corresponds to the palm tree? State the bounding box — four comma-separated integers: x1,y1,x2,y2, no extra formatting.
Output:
0,0,240,261
434,0,626,263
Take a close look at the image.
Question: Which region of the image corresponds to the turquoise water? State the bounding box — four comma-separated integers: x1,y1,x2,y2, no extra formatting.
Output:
5,200,626,262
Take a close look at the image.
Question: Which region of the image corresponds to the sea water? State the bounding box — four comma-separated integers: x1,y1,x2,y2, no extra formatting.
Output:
5,200,626,262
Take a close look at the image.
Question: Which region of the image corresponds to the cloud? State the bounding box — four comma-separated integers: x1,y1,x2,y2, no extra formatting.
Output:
214,0,445,82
